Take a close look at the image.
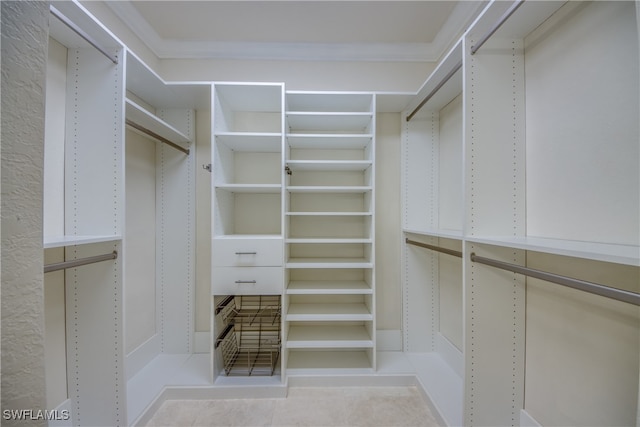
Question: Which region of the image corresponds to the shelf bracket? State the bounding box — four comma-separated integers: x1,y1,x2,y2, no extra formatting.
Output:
203,164,212,172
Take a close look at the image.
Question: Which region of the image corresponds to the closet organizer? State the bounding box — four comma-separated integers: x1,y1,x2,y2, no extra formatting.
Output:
39,1,639,426
401,1,640,426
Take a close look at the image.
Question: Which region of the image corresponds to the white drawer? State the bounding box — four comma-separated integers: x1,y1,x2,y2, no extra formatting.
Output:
212,267,283,295
212,238,283,267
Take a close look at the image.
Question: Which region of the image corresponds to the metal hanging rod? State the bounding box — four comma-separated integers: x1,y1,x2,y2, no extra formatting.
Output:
126,119,190,155
49,5,118,65
406,238,463,258
470,253,640,306
470,0,526,55
44,251,118,274
406,60,462,122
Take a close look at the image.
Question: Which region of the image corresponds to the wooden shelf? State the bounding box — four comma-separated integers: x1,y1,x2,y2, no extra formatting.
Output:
287,281,372,295
287,212,372,217
286,258,373,269
125,99,191,145
287,134,372,150
286,238,372,244
215,184,282,193
287,112,372,132
287,325,373,348
286,303,372,321
286,350,373,373
403,229,464,241
287,186,372,194
286,160,372,172
214,132,282,152
43,235,122,249
466,236,640,267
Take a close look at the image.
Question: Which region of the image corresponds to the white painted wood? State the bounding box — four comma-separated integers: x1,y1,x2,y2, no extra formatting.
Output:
64,46,125,239
126,99,191,145
43,235,122,249
65,241,126,426
287,303,372,321
287,325,373,348
407,352,463,427
214,133,282,152
286,350,373,373
212,237,283,267
467,235,640,267
125,334,161,381
287,134,372,150
212,266,283,295
287,281,372,294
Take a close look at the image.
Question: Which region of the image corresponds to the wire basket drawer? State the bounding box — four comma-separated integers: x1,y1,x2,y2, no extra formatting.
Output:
215,295,281,376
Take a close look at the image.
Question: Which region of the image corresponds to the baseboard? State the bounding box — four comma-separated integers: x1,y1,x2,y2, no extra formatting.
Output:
520,409,543,427
125,334,160,381
436,333,463,378
47,399,72,427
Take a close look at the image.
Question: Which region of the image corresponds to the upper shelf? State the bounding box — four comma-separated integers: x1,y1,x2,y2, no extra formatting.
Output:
287,160,372,172
286,91,374,113
466,236,640,267
404,40,463,117
125,99,191,146
287,112,373,133
214,133,282,152
44,234,122,249
126,51,210,110
287,134,373,149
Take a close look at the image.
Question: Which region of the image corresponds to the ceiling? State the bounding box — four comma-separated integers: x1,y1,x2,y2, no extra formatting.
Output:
104,1,487,62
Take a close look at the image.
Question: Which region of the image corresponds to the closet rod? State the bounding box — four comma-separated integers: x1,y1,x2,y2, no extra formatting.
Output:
470,0,525,55
406,238,462,258
44,251,118,274
470,253,640,306
126,119,190,155
406,61,462,122
49,5,118,65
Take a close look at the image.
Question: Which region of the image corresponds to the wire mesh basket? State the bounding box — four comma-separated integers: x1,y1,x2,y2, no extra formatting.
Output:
215,295,281,376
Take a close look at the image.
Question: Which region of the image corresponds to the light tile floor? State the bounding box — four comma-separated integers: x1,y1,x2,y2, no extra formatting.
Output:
145,386,442,427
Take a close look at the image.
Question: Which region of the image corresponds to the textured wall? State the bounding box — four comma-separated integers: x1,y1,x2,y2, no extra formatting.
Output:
1,1,49,425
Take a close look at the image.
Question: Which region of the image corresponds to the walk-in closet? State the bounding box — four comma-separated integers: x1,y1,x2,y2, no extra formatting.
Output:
3,0,638,426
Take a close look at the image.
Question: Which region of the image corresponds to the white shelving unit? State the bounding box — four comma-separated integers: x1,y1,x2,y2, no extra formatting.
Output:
211,83,286,384
401,1,640,426
44,3,126,425
284,91,376,375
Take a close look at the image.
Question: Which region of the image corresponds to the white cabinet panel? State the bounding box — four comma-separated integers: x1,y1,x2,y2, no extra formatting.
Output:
213,267,283,295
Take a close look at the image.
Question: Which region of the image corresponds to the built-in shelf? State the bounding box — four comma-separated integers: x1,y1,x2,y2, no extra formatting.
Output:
286,160,372,172
287,325,373,348
286,238,372,244
287,112,373,132
215,184,282,193
287,186,372,194
43,235,122,249
286,258,373,269
287,134,373,149
403,229,464,241
286,303,372,321
287,212,372,217
214,132,282,152
286,350,373,373
125,99,191,146
466,235,640,267
287,281,372,294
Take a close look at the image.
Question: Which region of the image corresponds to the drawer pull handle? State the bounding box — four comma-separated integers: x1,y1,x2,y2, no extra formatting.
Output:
235,280,257,284
235,252,257,255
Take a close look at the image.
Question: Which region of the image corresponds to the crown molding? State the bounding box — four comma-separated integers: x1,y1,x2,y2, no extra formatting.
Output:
105,1,484,62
